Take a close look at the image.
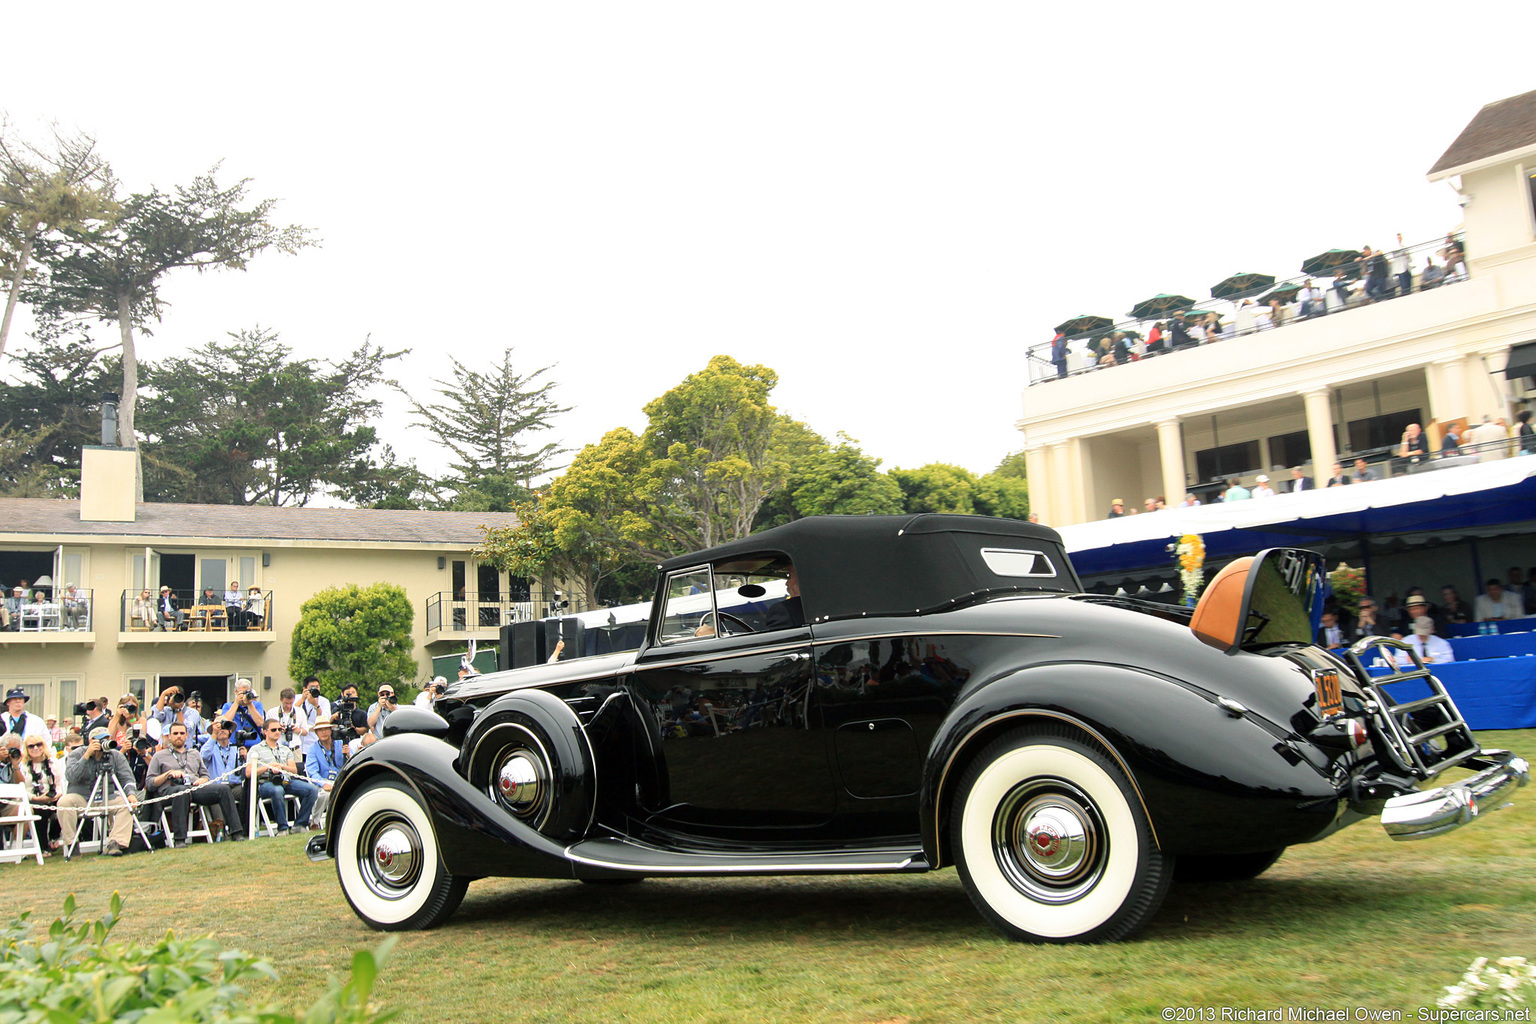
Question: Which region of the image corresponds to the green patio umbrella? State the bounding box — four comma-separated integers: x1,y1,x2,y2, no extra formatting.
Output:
1054,314,1114,338
1128,294,1195,320
1210,272,1276,300
1300,249,1362,276
1257,282,1302,304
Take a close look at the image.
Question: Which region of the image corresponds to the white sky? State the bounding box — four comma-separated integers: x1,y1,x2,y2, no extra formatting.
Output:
3,4,1533,488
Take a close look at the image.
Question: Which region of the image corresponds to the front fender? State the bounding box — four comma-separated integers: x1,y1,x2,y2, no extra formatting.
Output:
921,663,1342,866
324,733,576,879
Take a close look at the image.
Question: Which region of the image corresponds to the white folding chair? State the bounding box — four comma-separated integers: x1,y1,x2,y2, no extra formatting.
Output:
158,804,214,845
0,783,46,865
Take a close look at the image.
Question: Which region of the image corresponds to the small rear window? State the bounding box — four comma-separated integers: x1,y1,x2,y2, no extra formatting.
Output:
980,548,1057,578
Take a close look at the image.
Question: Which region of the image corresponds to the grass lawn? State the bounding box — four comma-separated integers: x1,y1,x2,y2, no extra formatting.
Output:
9,730,1533,1024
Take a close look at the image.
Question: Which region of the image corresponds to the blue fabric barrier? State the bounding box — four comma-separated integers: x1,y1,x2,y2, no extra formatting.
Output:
1447,631,1536,662
1442,616,1536,638
1372,657,1536,731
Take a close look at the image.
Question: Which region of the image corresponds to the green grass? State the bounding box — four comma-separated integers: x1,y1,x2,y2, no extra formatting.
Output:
11,730,1534,1024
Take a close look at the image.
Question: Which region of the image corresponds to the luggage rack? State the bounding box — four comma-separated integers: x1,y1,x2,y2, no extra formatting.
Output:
1345,635,1481,779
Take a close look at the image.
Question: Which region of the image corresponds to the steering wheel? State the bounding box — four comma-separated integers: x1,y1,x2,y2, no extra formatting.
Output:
716,612,755,636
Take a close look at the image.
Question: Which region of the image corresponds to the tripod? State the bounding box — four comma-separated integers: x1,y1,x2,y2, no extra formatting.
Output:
62,759,157,859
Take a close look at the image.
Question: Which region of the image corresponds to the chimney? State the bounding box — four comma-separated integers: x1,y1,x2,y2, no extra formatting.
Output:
80,393,138,523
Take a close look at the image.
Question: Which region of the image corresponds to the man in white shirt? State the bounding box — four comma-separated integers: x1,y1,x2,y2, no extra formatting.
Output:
1298,279,1324,318
1474,579,1525,622
2,688,49,742
1399,617,1455,666
1251,474,1276,498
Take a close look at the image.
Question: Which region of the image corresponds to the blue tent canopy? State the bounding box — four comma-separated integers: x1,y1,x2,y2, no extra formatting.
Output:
1057,460,1536,577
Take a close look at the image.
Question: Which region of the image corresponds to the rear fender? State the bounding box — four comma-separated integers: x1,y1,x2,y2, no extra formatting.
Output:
325,733,576,879
922,664,1340,866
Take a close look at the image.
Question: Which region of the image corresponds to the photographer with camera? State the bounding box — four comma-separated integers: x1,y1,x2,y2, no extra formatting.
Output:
304,718,345,829
247,719,318,834
105,695,142,749
296,675,331,756
217,678,266,750
149,686,203,743
198,718,247,839
366,685,400,742
59,725,139,857
270,687,305,754
415,676,448,709
331,683,372,756
148,722,242,847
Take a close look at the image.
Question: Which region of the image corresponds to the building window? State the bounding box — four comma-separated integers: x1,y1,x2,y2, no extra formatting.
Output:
1347,409,1422,454
1269,430,1313,469
1195,440,1261,483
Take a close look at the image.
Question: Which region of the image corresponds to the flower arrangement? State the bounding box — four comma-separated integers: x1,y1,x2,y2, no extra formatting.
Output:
1175,533,1205,607
1438,956,1536,1009
1328,562,1366,615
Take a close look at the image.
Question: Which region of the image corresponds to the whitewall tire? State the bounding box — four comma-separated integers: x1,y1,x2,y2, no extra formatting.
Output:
335,777,468,931
952,726,1171,943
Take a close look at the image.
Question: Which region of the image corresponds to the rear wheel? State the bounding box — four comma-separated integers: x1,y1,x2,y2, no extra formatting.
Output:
952,726,1171,943
1174,848,1284,883
335,778,467,931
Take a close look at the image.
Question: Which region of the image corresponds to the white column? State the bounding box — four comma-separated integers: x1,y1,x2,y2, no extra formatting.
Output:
1024,447,1051,523
1049,443,1071,526
1302,388,1337,477
1155,420,1185,506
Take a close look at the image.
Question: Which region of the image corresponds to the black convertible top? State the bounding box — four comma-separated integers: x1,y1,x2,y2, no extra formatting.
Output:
659,514,1082,623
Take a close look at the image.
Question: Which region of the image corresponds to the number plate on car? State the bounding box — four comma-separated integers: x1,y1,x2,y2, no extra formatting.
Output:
1312,669,1344,718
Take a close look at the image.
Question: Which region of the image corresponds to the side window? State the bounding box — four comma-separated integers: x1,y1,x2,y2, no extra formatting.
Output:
659,568,715,644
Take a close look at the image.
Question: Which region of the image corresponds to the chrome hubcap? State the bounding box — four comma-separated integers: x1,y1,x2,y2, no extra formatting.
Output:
358,817,423,900
994,781,1105,904
498,754,541,810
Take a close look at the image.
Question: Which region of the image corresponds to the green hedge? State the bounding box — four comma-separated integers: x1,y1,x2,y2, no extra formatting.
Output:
0,894,395,1024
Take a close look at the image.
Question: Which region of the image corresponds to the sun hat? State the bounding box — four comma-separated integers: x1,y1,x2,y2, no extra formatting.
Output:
4,687,28,702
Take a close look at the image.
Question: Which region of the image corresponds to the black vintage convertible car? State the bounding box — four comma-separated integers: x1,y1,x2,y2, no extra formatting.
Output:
311,514,1527,942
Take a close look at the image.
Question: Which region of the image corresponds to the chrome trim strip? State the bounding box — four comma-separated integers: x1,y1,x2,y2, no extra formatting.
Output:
932,709,1159,867
636,638,812,667
564,841,920,874
815,629,1060,646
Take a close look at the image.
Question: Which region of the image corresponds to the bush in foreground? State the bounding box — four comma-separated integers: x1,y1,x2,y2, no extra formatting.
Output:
0,893,394,1024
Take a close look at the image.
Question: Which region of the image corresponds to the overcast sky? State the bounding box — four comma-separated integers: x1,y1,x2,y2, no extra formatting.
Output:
3,4,1532,487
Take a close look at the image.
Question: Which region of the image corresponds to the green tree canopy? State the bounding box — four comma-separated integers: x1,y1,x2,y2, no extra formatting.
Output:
0,323,119,494
136,329,405,505
0,119,115,364
408,347,568,511
30,166,313,461
890,462,979,514
288,582,416,697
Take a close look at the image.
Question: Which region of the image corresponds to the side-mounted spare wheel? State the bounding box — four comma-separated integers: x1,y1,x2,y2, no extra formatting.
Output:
952,725,1172,943
336,777,468,931
464,692,595,842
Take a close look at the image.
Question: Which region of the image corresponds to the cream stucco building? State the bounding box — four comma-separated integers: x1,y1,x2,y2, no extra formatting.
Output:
0,445,533,720
1019,89,1536,527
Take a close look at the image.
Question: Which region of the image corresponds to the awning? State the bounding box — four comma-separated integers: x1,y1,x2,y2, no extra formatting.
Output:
1503,341,1536,378
1057,459,1536,576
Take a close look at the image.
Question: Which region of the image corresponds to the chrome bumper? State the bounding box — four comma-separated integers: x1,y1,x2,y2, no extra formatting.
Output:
1380,751,1529,841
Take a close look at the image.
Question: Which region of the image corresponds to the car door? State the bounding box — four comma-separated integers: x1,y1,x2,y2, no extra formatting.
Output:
626,565,833,842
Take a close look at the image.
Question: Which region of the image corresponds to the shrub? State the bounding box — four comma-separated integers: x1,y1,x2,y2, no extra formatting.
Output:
0,893,395,1024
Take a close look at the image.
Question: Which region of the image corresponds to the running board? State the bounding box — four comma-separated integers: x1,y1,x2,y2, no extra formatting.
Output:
565,837,930,876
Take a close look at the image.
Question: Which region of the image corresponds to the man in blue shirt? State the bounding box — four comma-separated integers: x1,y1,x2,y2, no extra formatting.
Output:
218,678,266,749
305,719,345,828
198,718,248,840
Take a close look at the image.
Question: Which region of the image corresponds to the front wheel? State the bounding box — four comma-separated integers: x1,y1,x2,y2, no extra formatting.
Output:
335,777,468,931
952,726,1171,943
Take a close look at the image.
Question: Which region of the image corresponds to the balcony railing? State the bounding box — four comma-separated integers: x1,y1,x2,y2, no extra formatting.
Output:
120,589,274,634
425,592,544,634
1027,235,1468,386
4,588,94,633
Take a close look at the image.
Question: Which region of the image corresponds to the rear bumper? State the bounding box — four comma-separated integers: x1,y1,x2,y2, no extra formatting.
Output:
1380,750,1528,841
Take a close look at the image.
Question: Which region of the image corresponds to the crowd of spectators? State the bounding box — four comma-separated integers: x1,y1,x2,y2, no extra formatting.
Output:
1039,233,1470,383
1314,569,1535,663
0,581,91,633
0,670,430,859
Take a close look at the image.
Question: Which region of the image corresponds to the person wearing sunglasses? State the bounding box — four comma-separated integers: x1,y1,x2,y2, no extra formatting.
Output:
246,720,318,834
17,733,66,851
